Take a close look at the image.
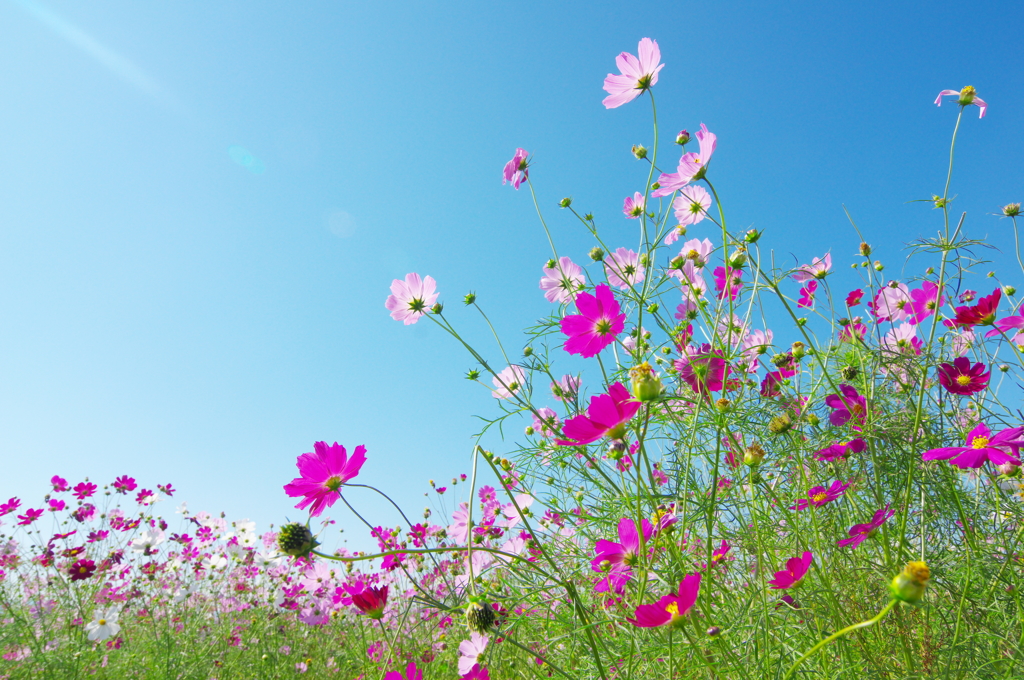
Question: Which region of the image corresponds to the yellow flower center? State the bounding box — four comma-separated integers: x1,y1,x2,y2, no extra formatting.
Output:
972,437,990,449
324,475,344,492
664,602,679,616
98,619,106,626
811,492,829,503
956,375,972,386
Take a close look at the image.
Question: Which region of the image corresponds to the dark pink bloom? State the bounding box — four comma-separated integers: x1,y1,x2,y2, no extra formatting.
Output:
72,482,97,500
17,508,43,526
502,148,529,189
383,661,423,680
790,480,849,511
935,87,987,118
48,499,65,512
950,288,1000,328
602,38,664,109
985,315,1024,345
908,281,945,324
0,498,20,517
462,665,490,680
87,530,109,543
713,266,742,302
922,423,1024,469
825,384,866,427
768,552,812,589
653,124,716,195
628,573,701,627
591,517,653,573
791,254,832,283
676,346,727,397
813,438,866,462
709,539,732,568
760,370,785,398
51,476,69,492
937,357,990,395
839,318,867,343
112,476,137,494
284,441,368,517
556,383,640,446
797,280,817,309
351,585,388,620
838,506,894,549
385,273,439,325
69,559,96,581
560,284,625,358
845,289,863,306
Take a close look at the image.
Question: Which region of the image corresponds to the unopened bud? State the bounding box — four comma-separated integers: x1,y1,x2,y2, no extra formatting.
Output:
996,462,1021,477
559,197,572,208
523,346,533,357
466,369,480,380
743,443,766,467
1003,203,1021,218
706,626,720,637
631,144,647,159
431,302,443,314
890,561,929,604
790,342,806,360
463,292,476,305
277,523,319,558
589,247,605,262
728,247,748,268
675,130,690,145
1004,286,1016,296
629,362,663,402
744,229,761,244
768,413,793,435
859,242,872,257
583,213,594,221
873,261,884,272
841,366,859,380
647,303,659,313
715,398,731,412
1000,364,1010,373
805,413,819,427
607,439,627,460
525,426,534,436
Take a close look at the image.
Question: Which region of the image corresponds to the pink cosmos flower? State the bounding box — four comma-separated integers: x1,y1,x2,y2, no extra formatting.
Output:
935,86,987,119
461,665,490,680
591,517,653,574
112,476,137,494
17,508,43,525
846,289,863,307
622,192,645,218
502,148,529,189
839,317,868,343
0,498,22,516
791,254,832,283
871,283,912,324
797,280,817,309
672,261,708,304
952,328,976,356
51,475,69,492
825,384,866,427
741,329,773,373
838,506,894,549
531,407,561,438
790,481,849,511
675,345,727,397
922,423,1024,469
72,482,97,500
540,257,585,304
984,315,1024,345
768,551,812,589
627,573,702,627
709,539,733,568
653,124,716,196
937,357,990,395
908,281,945,324
284,441,368,517
491,365,526,400
813,438,866,462
881,322,923,357
556,383,640,446
560,284,626,358
602,38,664,109
351,585,388,619
48,499,65,512
604,248,645,290
551,374,580,401
458,631,489,675
384,662,423,680
714,266,742,302
949,288,1000,328
385,273,439,325
672,185,712,227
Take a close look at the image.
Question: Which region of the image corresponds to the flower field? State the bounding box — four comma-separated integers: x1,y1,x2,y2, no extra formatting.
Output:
2,38,1023,679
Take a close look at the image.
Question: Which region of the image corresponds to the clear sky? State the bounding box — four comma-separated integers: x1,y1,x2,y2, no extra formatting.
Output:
2,0,1022,551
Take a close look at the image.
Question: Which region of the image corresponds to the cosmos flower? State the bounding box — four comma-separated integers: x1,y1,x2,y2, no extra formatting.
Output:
672,185,712,227
85,607,121,642
539,256,585,304
768,552,813,589
72,482,97,500
602,38,664,109
385,273,439,325
825,384,866,427
837,506,894,549
555,383,640,446
16,508,43,526
604,248,645,290
628,573,702,627
791,254,832,283
622,192,645,218
284,441,368,517
351,585,388,620
69,559,96,581
112,476,137,494
908,281,945,324
949,288,1000,328
591,517,654,574
713,266,742,302
384,662,423,680
790,480,849,511
846,289,863,306
870,283,911,324
51,475,69,492
458,632,490,676
984,315,1024,346
653,124,717,196
922,423,1024,469
798,280,817,308
0,498,21,516
491,365,526,400
675,346,727,397
560,284,626,358
813,438,867,462
936,357,990,396
502,148,529,189
934,86,987,119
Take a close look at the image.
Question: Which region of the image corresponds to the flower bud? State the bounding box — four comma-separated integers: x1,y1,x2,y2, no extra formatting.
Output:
647,303,659,314
744,229,761,244
1004,286,1016,296
583,213,594,221
431,302,443,314
525,426,535,436
675,130,690,145
1003,203,1021,218
629,362,663,402
559,197,572,208
790,342,806,361
277,523,319,558
873,261,884,272
932,195,949,209
589,247,605,262
840,365,859,380
523,346,533,357
796,317,808,326
957,85,977,106
768,413,793,435
631,144,647,159
1000,364,1010,373
607,438,627,460
499,458,512,472
743,443,766,467
715,398,731,412
706,626,720,636
890,561,929,604
858,242,872,257
463,292,476,305
996,461,1020,477
465,596,496,633
728,247,748,268
466,369,480,380
805,413,819,427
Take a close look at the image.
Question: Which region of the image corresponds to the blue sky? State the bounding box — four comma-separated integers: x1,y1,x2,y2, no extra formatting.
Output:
1,0,1021,551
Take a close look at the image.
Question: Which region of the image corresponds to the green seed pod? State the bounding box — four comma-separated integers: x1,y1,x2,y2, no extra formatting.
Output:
465,596,496,633
277,523,319,557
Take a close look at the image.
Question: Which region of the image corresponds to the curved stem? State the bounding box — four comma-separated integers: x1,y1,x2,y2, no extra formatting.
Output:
782,599,898,680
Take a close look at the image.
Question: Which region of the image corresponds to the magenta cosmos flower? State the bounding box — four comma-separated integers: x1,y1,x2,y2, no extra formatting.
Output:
351,585,388,620
560,284,625,358
556,382,640,446
384,662,423,680
385,273,439,325
539,256,585,304
284,441,368,517
628,573,702,628
591,517,654,571
935,86,987,119
825,384,866,427
602,38,664,109
936,357,990,396
949,288,1000,328
768,551,812,590
653,123,717,196
908,281,945,324
838,505,894,549
922,423,1024,469
675,346,727,397
502,148,529,189
813,437,866,462
790,480,849,511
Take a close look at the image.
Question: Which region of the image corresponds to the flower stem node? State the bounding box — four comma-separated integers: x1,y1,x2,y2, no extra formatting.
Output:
277,523,319,558
589,247,605,262
631,144,648,159
466,596,496,633
890,561,930,604
630,362,664,402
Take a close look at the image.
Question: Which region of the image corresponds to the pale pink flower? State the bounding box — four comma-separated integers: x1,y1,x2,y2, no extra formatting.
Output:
716,314,747,347
539,256,585,304
791,253,832,283
458,632,490,676
492,365,526,400
871,283,912,323
385,273,438,325
622,192,645,218
653,124,717,196
741,329,773,373
602,38,665,109
934,87,987,119
881,323,922,356
502,148,529,189
604,248,645,290
677,238,714,268
952,328,975,356
672,261,707,302
672,185,711,226
551,375,580,401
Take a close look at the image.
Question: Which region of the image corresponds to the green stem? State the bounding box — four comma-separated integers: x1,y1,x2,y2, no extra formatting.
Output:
782,599,898,680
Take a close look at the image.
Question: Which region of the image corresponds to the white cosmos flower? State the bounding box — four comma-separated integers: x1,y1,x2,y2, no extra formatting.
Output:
85,607,121,641
130,528,165,553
